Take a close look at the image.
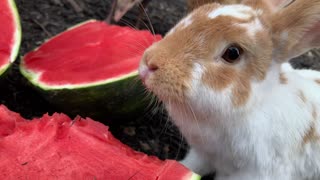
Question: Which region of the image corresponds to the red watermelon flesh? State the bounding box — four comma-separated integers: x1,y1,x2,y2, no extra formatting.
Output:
0,0,21,72
0,105,200,180
22,20,162,86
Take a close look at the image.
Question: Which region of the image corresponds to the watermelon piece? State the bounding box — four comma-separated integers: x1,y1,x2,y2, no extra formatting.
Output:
20,20,162,120
0,105,200,179
0,0,21,76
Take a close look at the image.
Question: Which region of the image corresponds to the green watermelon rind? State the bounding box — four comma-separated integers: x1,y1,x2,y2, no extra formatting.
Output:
8,0,22,63
190,173,201,180
0,0,22,76
20,61,148,120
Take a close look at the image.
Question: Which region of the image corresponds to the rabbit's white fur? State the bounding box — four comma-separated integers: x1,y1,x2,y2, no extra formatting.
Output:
172,62,320,179
139,0,320,179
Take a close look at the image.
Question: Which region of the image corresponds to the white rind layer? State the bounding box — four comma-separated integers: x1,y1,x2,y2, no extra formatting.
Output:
20,60,139,90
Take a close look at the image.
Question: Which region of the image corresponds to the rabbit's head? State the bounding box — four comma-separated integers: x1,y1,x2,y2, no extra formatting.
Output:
139,0,320,118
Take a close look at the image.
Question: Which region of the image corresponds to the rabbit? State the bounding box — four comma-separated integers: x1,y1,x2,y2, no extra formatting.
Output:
138,0,320,179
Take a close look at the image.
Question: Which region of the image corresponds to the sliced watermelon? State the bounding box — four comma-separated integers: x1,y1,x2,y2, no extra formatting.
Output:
20,20,161,120
0,0,21,76
0,105,200,179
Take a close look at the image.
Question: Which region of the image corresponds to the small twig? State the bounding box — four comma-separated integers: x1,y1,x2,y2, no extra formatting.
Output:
32,19,52,37
106,0,117,24
65,0,83,13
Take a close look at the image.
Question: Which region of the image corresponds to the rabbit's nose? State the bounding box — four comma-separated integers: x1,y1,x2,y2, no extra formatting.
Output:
139,56,158,84
146,58,159,72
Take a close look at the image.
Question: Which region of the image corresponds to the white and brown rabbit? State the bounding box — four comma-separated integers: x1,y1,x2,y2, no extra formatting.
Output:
139,0,320,179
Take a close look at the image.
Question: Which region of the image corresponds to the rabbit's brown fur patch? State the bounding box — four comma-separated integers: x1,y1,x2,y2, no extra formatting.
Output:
279,73,288,84
298,90,307,103
303,104,319,144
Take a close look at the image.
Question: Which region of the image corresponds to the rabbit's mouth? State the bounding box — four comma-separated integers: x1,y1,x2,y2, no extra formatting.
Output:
138,62,190,103
138,43,194,103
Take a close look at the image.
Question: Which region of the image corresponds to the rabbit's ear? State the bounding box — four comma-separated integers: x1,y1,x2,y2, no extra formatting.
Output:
271,0,320,62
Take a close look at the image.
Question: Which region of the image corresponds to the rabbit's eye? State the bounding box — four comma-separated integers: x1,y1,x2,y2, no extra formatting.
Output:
222,45,243,63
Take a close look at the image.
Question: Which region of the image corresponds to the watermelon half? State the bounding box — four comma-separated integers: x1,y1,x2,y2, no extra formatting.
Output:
20,20,161,120
0,0,21,76
0,105,200,179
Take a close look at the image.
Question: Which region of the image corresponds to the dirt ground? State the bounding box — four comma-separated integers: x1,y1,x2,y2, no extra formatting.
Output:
1,0,320,179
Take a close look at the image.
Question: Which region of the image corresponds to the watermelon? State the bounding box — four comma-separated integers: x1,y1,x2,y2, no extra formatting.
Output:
20,20,161,120
0,0,21,76
0,105,200,179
